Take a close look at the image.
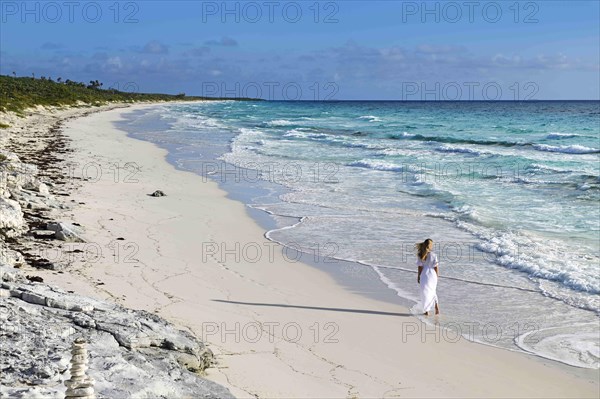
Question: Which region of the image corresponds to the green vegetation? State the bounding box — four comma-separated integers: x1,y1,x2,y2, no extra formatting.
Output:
0,75,259,114
0,123,9,128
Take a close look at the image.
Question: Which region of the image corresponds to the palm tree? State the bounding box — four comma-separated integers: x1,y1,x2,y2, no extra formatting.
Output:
87,80,103,89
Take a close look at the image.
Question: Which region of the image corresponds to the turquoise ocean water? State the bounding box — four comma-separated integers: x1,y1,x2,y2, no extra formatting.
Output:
119,101,599,369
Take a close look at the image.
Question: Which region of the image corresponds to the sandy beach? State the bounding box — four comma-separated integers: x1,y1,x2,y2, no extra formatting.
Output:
27,103,598,398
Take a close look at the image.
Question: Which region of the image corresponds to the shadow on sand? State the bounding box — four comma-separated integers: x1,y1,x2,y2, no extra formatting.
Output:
212,299,412,317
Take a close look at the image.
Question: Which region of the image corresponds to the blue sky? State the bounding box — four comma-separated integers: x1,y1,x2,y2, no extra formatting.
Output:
1,0,599,99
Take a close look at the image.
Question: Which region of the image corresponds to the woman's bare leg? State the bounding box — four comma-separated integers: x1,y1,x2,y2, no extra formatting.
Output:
435,302,440,315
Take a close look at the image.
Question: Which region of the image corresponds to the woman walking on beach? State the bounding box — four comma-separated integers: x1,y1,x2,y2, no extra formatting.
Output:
416,239,440,316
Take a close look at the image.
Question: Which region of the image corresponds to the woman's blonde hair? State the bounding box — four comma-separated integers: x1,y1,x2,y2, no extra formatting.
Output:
415,239,433,261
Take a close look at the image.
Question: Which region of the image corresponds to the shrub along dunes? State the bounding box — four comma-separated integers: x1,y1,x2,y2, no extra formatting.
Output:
0,74,257,115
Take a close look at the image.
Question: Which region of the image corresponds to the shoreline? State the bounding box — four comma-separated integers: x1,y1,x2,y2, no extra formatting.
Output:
7,103,599,397
115,104,408,308
115,102,600,371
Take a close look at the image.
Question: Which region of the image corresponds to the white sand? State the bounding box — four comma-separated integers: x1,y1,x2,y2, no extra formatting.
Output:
39,104,599,398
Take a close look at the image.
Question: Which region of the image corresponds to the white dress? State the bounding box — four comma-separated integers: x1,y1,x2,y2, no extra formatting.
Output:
417,252,439,312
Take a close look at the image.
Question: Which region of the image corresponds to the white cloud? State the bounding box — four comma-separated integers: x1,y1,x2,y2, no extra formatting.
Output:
105,56,123,70
205,36,238,47
140,41,169,54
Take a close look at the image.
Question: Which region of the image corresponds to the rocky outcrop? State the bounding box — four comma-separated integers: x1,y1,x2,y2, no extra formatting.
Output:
0,149,64,271
0,197,25,235
0,265,233,399
0,149,65,240
46,222,85,242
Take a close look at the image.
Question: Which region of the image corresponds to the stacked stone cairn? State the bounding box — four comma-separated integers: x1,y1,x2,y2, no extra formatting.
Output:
64,338,96,399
